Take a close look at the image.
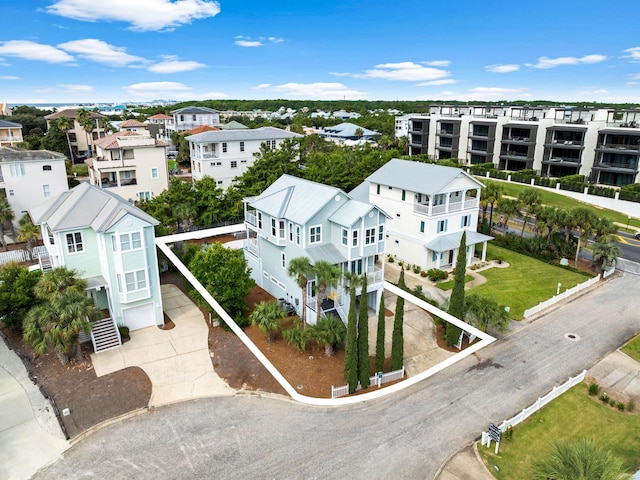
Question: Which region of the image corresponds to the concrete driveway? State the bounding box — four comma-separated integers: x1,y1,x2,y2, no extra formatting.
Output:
91,284,233,407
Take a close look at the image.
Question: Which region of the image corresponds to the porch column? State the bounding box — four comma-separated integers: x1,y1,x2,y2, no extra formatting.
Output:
428,195,433,215
481,241,487,262
445,192,450,213
435,252,441,269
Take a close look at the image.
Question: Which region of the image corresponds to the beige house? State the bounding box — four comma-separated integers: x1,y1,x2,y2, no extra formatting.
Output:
86,130,169,203
44,108,108,159
0,120,23,147
0,102,11,117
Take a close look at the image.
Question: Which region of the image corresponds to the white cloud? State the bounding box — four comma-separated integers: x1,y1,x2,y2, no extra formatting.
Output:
342,61,450,82
124,81,192,96
0,40,74,63
0,75,19,80
252,82,366,100
623,47,640,61
47,0,221,32
527,54,606,69
423,60,450,67
148,56,206,73
59,83,94,93
628,73,640,80
580,89,609,95
485,64,520,73
58,39,144,66
235,40,262,47
416,79,458,86
626,82,639,85
429,86,530,101
253,84,272,89
234,35,284,47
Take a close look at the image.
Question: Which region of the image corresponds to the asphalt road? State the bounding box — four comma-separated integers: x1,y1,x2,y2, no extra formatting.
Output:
35,273,640,480
615,231,640,264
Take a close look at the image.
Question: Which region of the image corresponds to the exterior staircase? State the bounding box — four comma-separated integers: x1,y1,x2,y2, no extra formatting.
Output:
81,317,122,353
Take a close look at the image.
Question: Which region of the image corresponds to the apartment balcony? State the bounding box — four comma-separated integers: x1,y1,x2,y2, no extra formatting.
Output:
542,157,581,165
413,198,477,216
468,132,490,139
467,147,490,155
436,129,456,137
546,139,583,148
192,151,220,160
592,162,638,174
502,136,534,144
606,121,639,128
595,143,640,153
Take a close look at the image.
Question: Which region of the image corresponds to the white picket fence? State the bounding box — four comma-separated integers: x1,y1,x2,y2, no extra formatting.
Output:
331,366,405,399
481,369,586,446
602,267,616,279
523,275,601,318
0,245,47,266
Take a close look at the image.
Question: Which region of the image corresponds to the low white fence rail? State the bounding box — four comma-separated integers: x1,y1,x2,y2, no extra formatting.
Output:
523,275,601,318
602,267,616,279
0,245,47,266
331,366,405,399
481,370,586,446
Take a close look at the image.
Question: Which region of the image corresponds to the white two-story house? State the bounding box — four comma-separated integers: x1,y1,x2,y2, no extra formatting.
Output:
30,183,164,351
188,127,303,189
86,130,169,203
351,158,492,271
167,106,221,135
243,175,389,325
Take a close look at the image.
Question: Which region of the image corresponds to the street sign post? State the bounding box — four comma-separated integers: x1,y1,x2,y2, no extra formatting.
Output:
488,423,501,454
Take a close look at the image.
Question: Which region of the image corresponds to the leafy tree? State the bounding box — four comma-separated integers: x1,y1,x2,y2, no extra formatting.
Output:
358,273,370,388
311,314,346,357
10,105,51,132
390,268,405,370
0,196,14,251
343,272,360,393
17,213,40,260
313,260,341,319
464,293,509,333
591,238,621,272
188,243,254,319
0,263,41,329
250,300,286,342
193,176,226,226
41,119,70,156
287,256,314,328
517,189,542,237
446,232,467,347
375,293,386,373
532,438,631,480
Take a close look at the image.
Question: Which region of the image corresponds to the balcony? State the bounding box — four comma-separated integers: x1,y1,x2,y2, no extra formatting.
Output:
366,266,383,285
244,238,258,257
595,143,640,153
413,198,477,216
193,151,220,159
542,157,581,165
245,211,257,227
592,162,638,173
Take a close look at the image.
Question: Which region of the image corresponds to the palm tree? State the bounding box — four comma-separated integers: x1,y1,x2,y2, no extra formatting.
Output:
591,238,621,272
0,197,14,251
17,213,40,261
173,202,196,232
570,207,597,267
497,198,520,232
532,438,631,480
313,260,341,321
76,108,92,156
34,266,87,301
23,289,98,364
484,181,503,230
310,314,346,356
249,300,286,342
57,115,74,162
287,256,314,328
517,189,542,237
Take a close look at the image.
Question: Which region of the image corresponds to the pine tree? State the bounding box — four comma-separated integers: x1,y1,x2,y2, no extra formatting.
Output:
358,274,370,388
446,231,467,347
375,293,386,373
343,275,359,393
390,268,405,370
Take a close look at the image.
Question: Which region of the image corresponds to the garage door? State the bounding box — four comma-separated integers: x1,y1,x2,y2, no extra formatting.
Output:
122,303,155,331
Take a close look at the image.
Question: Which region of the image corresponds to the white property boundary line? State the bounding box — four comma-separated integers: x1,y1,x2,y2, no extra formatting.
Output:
156,225,496,406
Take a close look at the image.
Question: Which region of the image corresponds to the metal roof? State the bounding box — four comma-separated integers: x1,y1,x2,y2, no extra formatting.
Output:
0,120,22,128
424,230,493,253
30,182,159,232
365,158,484,195
187,126,302,143
170,106,219,114
328,200,377,227
306,244,347,265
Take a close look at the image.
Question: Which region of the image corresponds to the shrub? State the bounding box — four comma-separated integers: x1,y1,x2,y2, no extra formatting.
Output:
397,260,404,267
412,265,421,274
588,383,600,396
282,323,308,352
617,401,625,410
419,270,427,277
426,268,447,282
599,392,609,403
609,398,616,407
388,256,395,263
118,325,130,338
627,401,635,412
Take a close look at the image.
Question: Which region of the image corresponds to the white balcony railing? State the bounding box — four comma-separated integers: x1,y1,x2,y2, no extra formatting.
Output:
244,238,258,256
414,198,477,216
367,266,383,284
245,211,257,226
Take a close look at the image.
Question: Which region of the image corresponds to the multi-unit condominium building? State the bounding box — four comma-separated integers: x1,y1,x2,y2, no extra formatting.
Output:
0,120,23,147
350,158,491,271
0,147,68,226
44,108,108,159
85,130,169,203
396,106,640,187
187,126,303,189
30,183,164,351
243,175,388,325
146,113,174,144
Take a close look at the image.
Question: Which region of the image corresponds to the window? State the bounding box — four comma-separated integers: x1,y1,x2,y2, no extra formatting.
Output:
378,225,384,241
240,141,245,152
270,140,277,149
461,214,471,228
350,259,363,275
419,221,425,233
120,232,142,251
402,190,406,201
309,225,321,244
240,159,247,164
279,220,285,239
179,115,184,122
122,170,132,179
271,218,276,236
192,115,197,121
42,165,52,171
295,226,301,245
352,230,358,247
288,222,294,242
281,252,286,269
211,161,222,167
151,167,158,179
9,163,25,177
365,227,375,245
257,212,263,229
437,219,448,233
376,184,380,195
341,228,348,246
230,161,238,168
66,232,84,253
8,190,13,196
138,191,152,201
222,142,228,153
43,184,50,198
124,270,147,292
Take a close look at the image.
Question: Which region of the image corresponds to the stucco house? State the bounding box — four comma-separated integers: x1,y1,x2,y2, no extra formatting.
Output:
350,158,492,271
30,183,164,351
0,120,23,147
44,109,108,159
243,174,388,325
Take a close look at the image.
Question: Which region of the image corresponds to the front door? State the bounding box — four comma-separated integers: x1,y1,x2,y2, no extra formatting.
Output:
448,249,454,265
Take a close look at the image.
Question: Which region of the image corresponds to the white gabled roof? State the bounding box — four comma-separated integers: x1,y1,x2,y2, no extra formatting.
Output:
30,182,159,233
365,158,484,195
329,200,381,227
187,126,302,144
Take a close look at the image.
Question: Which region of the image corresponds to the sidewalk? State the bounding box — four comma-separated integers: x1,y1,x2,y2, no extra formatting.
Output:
0,336,69,480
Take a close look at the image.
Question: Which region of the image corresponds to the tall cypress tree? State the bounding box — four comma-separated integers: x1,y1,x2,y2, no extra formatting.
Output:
343,275,359,393
446,231,467,347
358,273,370,388
390,268,405,371
375,293,386,373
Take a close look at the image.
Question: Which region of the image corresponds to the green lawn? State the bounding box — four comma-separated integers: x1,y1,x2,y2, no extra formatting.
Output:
471,244,591,319
478,383,640,479
435,274,473,291
485,180,640,229
622,334,640,363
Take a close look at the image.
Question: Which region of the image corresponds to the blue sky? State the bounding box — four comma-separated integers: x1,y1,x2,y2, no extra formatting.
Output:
1,0,640,105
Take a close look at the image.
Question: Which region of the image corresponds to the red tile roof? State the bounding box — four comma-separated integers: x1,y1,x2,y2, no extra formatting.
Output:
148,113,172,119
183,125,220,135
